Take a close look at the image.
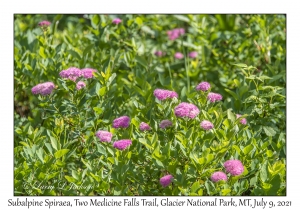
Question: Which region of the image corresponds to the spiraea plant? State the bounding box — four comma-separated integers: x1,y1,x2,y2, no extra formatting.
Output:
14,14,286,196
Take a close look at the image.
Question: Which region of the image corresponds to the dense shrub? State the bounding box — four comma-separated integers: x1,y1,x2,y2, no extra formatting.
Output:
14,14,286,196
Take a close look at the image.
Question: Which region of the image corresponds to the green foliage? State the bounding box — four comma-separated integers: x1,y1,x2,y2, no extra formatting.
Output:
14,14,286,196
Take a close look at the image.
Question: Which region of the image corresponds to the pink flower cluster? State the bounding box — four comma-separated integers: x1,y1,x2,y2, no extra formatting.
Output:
174,52,184,59
210,171,228,182
95,130,113,142
140,122,151,131
59,67,97,81
76,81,86,90
236,114,247,125
159,120,173,129
81,68,96,79
196,82,210,91
224,160,244,176
113,116,130,128
207,92,223,103
174,102,200,119
38,20,51,27
167,28,185,40
188,51,198,58
153,89,178,101
200,120,214,130
113,139,132,150
154,51,165,57
160,174,173,187
112,18,122,25
31,82,55,95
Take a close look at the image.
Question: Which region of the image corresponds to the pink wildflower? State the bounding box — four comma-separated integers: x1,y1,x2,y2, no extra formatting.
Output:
59,67,82,81
207,92,223,103
38,20,51,27
196,82,210,91
140,122,151,131
95,130,113,142
167,28,185,40
200,120,214,130
224,160,244,176
76,81,86,90
113,139,132,150
211,172,228,182
154,51,165,57
31,82,55,95
159,120,173,129
174,52,184,59
174,102,200,119
160,175,173,187
188,51,198,58
113,116,130,128
112,18,122,25
81,68,96,79
153,89,178,101
236,114,247,125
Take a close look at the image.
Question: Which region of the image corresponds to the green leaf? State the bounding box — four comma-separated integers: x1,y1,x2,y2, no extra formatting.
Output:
36,148,44,163
263,126,276,137
39,47,46,59
45,143,53,155
191,181,200,193
243,144,254,155
50,136,58,151
92,15,100,27
268,174,281,195
54,149,69,159
174,15,190,22
225,88,239,100
99,86,107,96
227,109,235,123
135,56,147,68
72,170,79,180
65,175,76,183
135,17,143,26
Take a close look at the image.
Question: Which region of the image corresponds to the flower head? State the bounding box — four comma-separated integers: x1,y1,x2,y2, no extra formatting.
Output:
81,68,96,79
76,81,86,90
224,160,244,176
38,20,51,27
59,67,82,81
236,114,247,125
174,52,184,59
211,171,228,182
188,51,198,58
140,122,151,131
159,120,173,129
112,18,122,25
200,120,214,130
174,102,200,119
160,175,173,187
113,116,130,128
31,82,55,95
196,82,210,91
167,28,185,40
113,140,132,150
153,89,178,101
95,130,113,142
207,92,223,103
154,51,165,57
